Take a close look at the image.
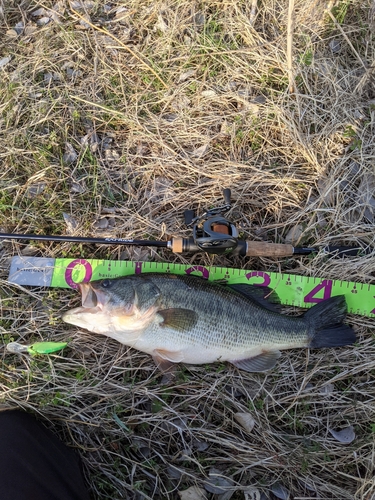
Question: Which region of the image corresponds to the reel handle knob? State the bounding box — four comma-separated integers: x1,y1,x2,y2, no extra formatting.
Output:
223,188,231,206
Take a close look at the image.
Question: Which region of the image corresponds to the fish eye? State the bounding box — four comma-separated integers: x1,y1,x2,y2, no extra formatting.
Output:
101,279,112,288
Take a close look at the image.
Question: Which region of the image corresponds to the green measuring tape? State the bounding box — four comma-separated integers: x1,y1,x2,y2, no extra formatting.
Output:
7,256,375,317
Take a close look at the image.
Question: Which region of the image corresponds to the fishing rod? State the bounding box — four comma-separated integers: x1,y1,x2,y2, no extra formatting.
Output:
0,189,370,258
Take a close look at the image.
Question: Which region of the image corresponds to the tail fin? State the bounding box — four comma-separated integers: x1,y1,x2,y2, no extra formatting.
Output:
304,296,356,348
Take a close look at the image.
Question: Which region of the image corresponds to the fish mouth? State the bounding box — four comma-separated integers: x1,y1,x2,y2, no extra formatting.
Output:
61,284,104,322
61,284,102,326
79,283,98,308
62,282,117,330
78,282,112,310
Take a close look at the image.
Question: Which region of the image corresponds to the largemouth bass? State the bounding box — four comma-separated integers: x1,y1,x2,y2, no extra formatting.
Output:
62,274,356,372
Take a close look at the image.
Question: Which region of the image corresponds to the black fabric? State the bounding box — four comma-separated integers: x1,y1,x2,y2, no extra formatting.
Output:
0,410,91,500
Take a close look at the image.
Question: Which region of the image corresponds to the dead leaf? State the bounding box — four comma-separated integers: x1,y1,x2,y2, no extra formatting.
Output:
178,69,196,83
178,486,207,500
63,213,79,234
114,7,132,22
193,440,209,452
234,412,256,433
204,468,234,494
148,176,174,202
328,425,356,444
190,144,209,158
81,131,99,152
217,491,235,500
36,17,51,26
78,14,91,29
14,22,24,34
201,90,216,97
24,25,38,37
101,207,116,215
244,487,267,500
161,113,178,122
0,56,11,69
21,245,40,256
93,218,109,230
317,175,335,205
166,465,182,479
358,173,375,223
6,29,18,38
26,182,46,198
171,95,191,111
271,483,290,500
284,224,303,244
329,39,341,53
63,143,78,164
154,13,168,33
194,12,205,27
160,417,188,433
105,149,120,161
66,67,83,78
31,8,47,16
320,383,335,394
28,91,43,98
107,217,116,228
69,0,95,11
44,72,60,83
69,180,86,194
120,246,151,262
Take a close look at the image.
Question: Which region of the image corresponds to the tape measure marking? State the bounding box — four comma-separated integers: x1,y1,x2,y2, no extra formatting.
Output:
7,256,375,317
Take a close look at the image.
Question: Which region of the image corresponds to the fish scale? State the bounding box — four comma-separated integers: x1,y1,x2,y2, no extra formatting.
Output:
145,275,307,348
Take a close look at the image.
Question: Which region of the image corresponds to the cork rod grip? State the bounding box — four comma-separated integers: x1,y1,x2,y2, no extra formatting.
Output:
245,241,294,257
170,238,184,253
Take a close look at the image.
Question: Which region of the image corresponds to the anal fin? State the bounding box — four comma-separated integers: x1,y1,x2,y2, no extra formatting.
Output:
152,348,183,369
230,350,281,373
152,349,182,383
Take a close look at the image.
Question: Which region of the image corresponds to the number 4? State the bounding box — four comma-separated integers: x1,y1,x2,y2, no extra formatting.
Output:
304,279,333,304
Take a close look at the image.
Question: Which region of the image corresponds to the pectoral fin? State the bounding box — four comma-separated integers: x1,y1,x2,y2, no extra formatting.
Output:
158,309,198,331
230,350,281,372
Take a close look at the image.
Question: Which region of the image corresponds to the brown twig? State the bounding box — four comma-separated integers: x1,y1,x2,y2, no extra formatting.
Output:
249,0,258,26
287,0,295,94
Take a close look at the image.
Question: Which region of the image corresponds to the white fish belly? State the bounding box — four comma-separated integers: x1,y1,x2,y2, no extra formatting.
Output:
132,318,309,365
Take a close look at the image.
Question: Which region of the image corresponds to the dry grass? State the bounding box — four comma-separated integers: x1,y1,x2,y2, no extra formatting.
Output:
1,0,375,498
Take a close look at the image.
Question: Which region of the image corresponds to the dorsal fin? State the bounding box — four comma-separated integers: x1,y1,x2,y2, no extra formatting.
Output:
227,284,281,312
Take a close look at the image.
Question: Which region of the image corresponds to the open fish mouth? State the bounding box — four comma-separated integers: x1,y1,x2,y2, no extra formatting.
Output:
78,282,112,311
61,284,103,323
61,283,104,327
79,283,98,308
62,279,147,334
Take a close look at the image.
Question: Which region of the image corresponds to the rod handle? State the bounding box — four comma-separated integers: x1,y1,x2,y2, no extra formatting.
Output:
170,238,184,253
169,238,199,253
245,241,294,257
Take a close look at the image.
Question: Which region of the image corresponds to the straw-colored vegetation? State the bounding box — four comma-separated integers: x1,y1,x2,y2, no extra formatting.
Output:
1,0,375,498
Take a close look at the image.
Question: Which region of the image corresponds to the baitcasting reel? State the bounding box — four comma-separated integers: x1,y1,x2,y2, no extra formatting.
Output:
183,189,239,254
